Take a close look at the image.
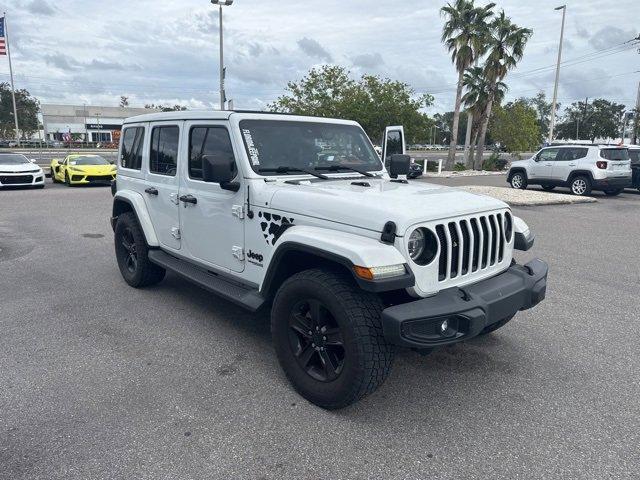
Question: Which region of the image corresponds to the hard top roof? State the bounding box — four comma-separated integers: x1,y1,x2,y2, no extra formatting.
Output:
122,109,356,125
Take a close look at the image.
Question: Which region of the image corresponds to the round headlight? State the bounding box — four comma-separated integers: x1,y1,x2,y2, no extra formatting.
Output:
504,212,513,242
408,228,438,266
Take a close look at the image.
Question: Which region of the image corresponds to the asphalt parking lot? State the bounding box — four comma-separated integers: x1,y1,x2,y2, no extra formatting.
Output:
1,177,639,479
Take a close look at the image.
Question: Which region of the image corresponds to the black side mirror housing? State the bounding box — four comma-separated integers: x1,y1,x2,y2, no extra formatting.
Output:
202,154,240,192
389,154,411,178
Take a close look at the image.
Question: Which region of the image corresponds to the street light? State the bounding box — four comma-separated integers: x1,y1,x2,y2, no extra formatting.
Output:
211,0,234,110
548,4,566,144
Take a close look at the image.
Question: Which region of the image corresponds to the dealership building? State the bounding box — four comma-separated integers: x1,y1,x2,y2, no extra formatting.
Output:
40,104,157,143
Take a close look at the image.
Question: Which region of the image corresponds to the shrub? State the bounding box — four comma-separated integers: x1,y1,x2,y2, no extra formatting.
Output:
482,153,508,171
453,163,467,171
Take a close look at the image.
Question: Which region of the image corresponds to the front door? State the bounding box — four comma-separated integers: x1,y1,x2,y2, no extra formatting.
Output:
144,121,182,250
179,122,245,273
530,148,558,181
552,147,585,182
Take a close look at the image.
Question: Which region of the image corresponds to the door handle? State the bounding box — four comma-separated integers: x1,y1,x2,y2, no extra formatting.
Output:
144,187,158,196
179,194,197,205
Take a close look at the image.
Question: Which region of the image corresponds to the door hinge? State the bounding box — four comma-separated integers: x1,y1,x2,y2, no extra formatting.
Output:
171,227,181,240
232,246,244,261
169,192,179,205
232,204,245,219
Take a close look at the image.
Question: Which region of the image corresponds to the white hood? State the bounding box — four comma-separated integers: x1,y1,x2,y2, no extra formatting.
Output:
264,178,508,234
0,163,42,173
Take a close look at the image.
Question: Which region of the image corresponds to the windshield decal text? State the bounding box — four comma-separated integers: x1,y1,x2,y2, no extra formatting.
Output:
242,129,260,165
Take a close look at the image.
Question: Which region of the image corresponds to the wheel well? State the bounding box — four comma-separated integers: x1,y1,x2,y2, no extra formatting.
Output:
567,170,594,183
113,198,134,218
508,168,527,182
262,250,353,300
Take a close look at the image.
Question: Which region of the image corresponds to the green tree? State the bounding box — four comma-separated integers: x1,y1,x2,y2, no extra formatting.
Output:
520,92,555,142
0,83,40,139
461,66,506,167
489,100,540,152
474,11,532,169
441,0,495,168
269,65,433,144
555,98,626,141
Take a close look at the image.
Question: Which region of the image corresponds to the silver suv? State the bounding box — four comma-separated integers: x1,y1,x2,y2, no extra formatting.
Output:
508,145,632,196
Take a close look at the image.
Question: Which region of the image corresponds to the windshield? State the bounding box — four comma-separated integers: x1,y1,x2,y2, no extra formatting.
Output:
0,154,29,165
71,155,110,166
600,149,629,161
239,120,382,175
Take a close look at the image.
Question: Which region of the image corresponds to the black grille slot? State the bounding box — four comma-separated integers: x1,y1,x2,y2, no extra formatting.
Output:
448,222,459,278
497,214,504,262
460,220,470,275
86,175,112,182
436,225,447,281
479,217,489,268
470,218,480,272
488,215,498,265
0,175,32,184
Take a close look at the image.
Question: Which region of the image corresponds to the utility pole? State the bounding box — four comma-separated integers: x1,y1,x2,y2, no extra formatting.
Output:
548,5,566,144
633,80,640,145
463,112,473,165
3,13,20,146
211,0,234,110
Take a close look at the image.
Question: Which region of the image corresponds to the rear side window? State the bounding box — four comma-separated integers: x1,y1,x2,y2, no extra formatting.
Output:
150,126,179,176
600,149,629,161
188,126,236,180
120,127,144,170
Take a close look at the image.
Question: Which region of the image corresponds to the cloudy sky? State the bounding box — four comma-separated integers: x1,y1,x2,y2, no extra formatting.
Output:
1,0,638,114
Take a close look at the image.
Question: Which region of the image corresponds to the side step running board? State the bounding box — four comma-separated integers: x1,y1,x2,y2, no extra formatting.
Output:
148,250,265,312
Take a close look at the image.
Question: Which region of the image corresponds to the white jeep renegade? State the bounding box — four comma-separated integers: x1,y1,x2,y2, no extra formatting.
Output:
111,111,548,409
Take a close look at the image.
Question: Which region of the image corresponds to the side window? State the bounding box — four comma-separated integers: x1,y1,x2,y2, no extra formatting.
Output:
538,148,559,162
120,127,144,170
188,126,236,180
150,126,179,176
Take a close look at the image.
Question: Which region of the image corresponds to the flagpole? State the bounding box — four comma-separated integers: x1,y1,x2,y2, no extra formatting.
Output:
4,12,20,146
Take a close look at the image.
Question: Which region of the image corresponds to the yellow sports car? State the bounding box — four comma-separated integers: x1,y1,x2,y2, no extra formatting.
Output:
50,154,117,186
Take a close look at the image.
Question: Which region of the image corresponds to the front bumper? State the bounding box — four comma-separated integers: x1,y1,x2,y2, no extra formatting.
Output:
0,172,45,187
382,259,548,348
69,173,116,185
591,176,631,190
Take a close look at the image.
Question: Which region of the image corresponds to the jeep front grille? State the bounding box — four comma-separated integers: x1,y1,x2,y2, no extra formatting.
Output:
435,213,506,282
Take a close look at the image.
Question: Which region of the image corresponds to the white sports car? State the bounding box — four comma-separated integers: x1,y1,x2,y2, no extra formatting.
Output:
0,153,45,188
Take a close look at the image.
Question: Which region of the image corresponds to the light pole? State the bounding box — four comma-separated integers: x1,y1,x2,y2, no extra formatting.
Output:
548,4,566,144
211,0,234,110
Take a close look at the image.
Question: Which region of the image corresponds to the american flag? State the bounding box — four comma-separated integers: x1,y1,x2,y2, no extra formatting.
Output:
0,17,6,55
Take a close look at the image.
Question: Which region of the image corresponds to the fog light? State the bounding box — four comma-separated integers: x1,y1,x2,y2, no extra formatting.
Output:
440,320,449,333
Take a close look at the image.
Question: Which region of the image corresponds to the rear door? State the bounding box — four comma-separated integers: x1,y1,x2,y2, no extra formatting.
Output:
179,121,245,273
144,121,182,251
381,126,406,169
552,147,586,182
530,148,558,180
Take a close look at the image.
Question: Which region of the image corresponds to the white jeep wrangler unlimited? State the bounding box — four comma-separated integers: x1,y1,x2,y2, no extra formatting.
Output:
111,111,548,409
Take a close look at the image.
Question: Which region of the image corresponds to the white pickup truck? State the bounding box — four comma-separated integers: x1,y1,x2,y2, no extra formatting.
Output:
111,110,548,409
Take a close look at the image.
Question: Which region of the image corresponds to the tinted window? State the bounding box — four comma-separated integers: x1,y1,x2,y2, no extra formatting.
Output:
121,127,144,170
557,148,588,161
385,130,403,165
150,126,179,176
538,148,559,161
629,150,640,163
189,127,236,180
72,155,110,166
600,149,629,161
0,154,29,165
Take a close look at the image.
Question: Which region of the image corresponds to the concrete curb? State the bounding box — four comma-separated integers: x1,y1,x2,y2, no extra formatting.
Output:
460,186,598,207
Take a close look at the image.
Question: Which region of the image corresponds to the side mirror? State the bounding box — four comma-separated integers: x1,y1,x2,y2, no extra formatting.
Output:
29,158,37,163
389,154,411,178
202,154,240,192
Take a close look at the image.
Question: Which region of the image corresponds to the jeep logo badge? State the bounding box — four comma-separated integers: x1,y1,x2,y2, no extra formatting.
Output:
247,250,264,265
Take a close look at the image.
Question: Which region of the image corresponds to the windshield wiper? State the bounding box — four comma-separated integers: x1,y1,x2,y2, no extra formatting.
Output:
314,164,377,178
258,166,329,180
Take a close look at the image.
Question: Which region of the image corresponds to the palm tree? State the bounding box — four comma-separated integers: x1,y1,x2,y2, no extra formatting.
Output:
441,0,495,170
461,66,506,167
474,11,532,169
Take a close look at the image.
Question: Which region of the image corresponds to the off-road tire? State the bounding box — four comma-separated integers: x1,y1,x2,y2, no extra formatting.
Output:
271,268,394,409
570,175,591,196
478,314,515,336
604,188,623,196
114,212,165,288
510,172,527,190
